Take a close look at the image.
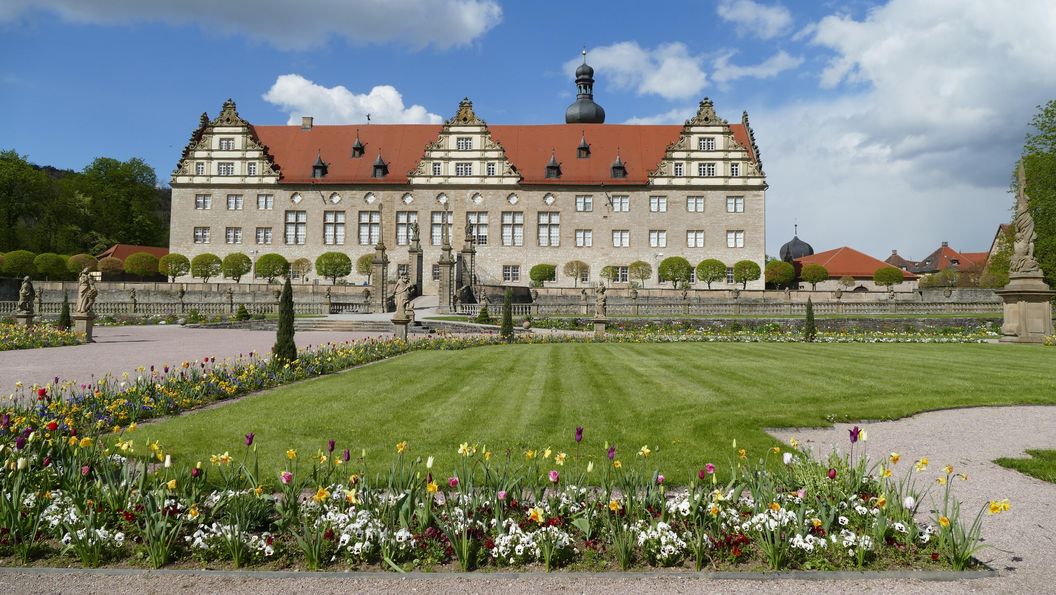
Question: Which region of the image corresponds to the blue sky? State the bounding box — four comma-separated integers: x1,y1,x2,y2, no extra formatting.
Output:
3,0,1055,259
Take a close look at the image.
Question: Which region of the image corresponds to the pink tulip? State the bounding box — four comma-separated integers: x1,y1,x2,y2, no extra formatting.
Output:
448,476,459,488
705,463,716,474
281,471,293,484
656,474,665,485
549,470,560,484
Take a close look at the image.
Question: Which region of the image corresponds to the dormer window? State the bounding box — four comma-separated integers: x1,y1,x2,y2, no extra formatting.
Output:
611,154,627,179
577,132,591,158
312,152,327,179
351,131,365,158
545,151,561,179
372,153,388,178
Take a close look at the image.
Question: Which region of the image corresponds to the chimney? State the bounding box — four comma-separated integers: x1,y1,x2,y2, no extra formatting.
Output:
301,116,313,130
941,241,948,247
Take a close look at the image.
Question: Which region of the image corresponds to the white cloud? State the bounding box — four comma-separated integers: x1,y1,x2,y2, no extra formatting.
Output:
716,0,793,39
566,42,707,101
0,0,501,50
263,75,442,125
624,106,695,125
712,50,803,84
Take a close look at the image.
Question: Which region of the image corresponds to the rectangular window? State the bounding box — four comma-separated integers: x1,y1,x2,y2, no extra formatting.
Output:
396,211,418,246
226,194,243,210
218,138,234,150
193,227,210,244
726,267,735,284
612,230,630,248
687,230,705,248
616,266,629,283
486,162,496,176
575,229,592,247
430,211,453,246
726,196,744,213
323,211,346,245
537,212,560,247
454,162,472,176
687,196,705,212
580,268,590,283
225,227,242,244
611,195,629,212
432,264,441,281
432,162,442,176
502,265,521,282
649,196,667,212
730,162,740,177
359,211,381,245
649,229,667,248
467,211,488,245
673,162,685,177
217,162,235,176
284,211,306,245
255,227,272,245
256,194,273,210
501,211,524,246
727,230,745,248
195,162,205,175
456,137,473,150
575,195,593,212
698,137,716,151
194,194,211,210
247,162,257,176
698,162,716,177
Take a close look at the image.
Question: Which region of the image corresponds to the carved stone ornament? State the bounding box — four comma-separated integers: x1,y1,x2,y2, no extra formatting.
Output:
1009,162,1042,276
213,98,247,127
685,98,726,126
17,276,35,315
449,98,485,126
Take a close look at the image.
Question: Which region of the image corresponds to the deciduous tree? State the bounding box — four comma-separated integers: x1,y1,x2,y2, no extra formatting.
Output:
191,253,222,282
316,252,352,284
733,260,761,289
221,252,252,283
695,259,726,289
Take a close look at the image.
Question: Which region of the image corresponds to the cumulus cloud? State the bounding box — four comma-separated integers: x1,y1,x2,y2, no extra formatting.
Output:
624,106,696,125
565,42,707,101
263,75,442,125
0,0,501,50
716,0,793,39
711,50,803,84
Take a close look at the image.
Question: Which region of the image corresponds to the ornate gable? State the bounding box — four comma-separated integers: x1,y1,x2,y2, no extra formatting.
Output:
408,98,520,185
171,98,280,185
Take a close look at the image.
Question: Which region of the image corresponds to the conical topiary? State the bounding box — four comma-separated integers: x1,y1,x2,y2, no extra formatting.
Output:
804,297,817,343
58,292,72,331
474,303,492,324
272,276,297,364
500,287,514,342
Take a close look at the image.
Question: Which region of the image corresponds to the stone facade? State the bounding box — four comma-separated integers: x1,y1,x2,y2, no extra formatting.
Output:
170,96,767,294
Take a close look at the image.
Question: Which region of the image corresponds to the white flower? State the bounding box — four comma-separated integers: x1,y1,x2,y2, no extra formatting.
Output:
903,496,916,509
838,516,849,526
783,452,793,465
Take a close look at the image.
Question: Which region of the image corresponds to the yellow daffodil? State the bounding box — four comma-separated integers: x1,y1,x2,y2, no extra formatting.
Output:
78,437,93,448
286,449,297,460
525,449,536,460
639,445,651,458
543,447,552,459
219,452,232,465
987,499,1011,515
346,491,360,505
555,452,567,466
426,481,438,494
484,451,492,461
313,487,330,503
770,446,781,454
875,496,887,508
789,437,799,448
613,460,622,469
317,453,327,464
936,476,947,486
586,461,594,473
959,473,969,482
882,467,893,478
938,515,950,528
769,502,781,512
943,464,954,475
609,499,621,512
889,452,901,465
914,457,929,472
458,442,471,457
188,505,199,519
254,486,264,496
709,504,720,517
396,441,408,454
166,479,176,491
738,448,747,460
528,506,545,523
811,518,822,528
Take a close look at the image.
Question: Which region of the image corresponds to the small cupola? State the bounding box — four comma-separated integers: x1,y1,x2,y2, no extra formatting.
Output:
372,152,388,178
351,130,365,158
311,151,328,179
576,131,590,158
545,150,561,179
610,151,627,179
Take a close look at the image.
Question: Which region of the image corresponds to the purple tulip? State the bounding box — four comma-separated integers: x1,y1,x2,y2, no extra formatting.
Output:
327,439,335,453
828,468,837,480
656,474,665,485
607,445,616,461
343,448,351,462
849,426,861,444
191,467,202,478
244,432,254,447
575,426,584,443
15,435,26,450
1,413,9,429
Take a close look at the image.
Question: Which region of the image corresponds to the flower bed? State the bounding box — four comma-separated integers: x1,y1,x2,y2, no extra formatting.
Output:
0,421,1007,572
0,322,83,351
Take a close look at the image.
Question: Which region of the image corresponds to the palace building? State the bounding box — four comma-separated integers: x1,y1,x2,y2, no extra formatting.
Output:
169,58,768,294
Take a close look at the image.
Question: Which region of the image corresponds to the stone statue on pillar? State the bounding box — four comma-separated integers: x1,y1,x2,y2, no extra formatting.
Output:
391,273,412,319
15,276,35,327
372,206,389,313
407,221,423,297
74,267,98,341
437,209,456,313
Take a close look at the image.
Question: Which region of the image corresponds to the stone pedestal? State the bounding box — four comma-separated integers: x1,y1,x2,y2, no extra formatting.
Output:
593,317,608,338
73,313,96,343
372,242,389,314
996,274,1055,343
408,244,423,297
392,315,411,341
14,313,34,328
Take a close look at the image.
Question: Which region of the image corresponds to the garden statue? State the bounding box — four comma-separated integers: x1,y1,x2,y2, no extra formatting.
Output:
834,287,843,300
1010,162,1042,275
177,287,186,301
36,287,44,314
325,287,332,302
17,276,35,315
391,273,412,318
410,221,420,244
530,288,539,302
681,286,689,301
784,287,791,301
594,284,607,318
76,268,97,314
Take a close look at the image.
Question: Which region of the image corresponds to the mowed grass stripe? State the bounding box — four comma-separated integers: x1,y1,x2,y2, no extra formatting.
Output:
139,342,1056,482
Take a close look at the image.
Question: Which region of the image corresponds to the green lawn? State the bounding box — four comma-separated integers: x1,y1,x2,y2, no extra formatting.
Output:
139,342,1056,482
995,449,1056,483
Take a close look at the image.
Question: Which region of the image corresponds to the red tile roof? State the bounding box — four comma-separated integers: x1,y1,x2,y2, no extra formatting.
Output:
796,246,917,279
96,244,169,261
915,244,986,273
252,123,755,185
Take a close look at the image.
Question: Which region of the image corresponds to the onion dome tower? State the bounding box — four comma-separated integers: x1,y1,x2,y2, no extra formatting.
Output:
779,225,814,263
565,49,606,124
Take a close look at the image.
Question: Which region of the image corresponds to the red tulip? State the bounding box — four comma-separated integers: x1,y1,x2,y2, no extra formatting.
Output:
828,468,837,480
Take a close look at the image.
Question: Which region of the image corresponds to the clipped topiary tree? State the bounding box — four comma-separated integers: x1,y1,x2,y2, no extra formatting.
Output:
765,260,795,289
696,259,727,289
272,276,297,365
158,253,190,282
599,265,618,285
628,260,652,287
67,254,99,274
804,297,817,342
839,275,856,288
800,263,829,291
190,253,222,282
500,287,514,342
356,253,374,284
221,252,253,283
58,292,72,330
98,256,124,275
873,266,905,289
658,256,693,287
315,252,353,285
2,250,36,278
254,253,289,283
235,303,251,321
733,260,761,289
475,304,492,324
33,253,68,280
563,260,589,287
124,252,159,280
290,258,312,281
529,263,557,286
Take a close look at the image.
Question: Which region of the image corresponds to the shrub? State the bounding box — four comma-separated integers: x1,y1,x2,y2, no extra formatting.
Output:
316,252,353,285
874,266,905,288
733,260,761,289
804,297,817,342
563,260,589,287
255,253,289,282
356,254,374,284
124,252,159,279
658,257,692,287
500,287,514,342
599,265,618,284
290,258,312,280
628,261,652,286
33,252,68,280
272,276,297,364
67,254,99,274
918,269,957,289
696,259,727,289
764,260,795,288
58,293,72,330
222,253,253,283
2,250,36,277
235,303,251,321
190,253,222,282
800,263,829,290
98,256,124,274
475,304,492,324
529,264,557,285
158,253,190,282
839,275,856,288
